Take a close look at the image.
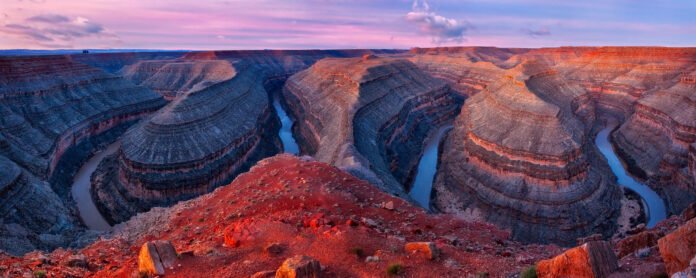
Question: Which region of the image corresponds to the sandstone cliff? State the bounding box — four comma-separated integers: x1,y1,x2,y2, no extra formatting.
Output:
282,56,463,196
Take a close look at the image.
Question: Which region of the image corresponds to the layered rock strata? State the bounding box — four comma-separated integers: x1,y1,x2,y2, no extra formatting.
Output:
433,64,622,245
120,58,236,100
613,77,696,214
92,63,281,224
91,50,403,224
0,55,165,254
0,155,91,255
0,55,167,196
283,56,463,195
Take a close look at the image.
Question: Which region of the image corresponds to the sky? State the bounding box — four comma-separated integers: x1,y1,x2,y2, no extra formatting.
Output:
0,0,694,50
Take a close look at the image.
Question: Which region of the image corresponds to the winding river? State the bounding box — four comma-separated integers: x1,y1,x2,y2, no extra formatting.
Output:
273,98,300,155
409,125,453,209
71,141,119,231
595,125,667,227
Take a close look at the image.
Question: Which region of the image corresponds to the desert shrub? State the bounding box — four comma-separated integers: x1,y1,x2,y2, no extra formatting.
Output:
34,270,47,278
386,263,403,276
349,247,364,257
521,265,537,278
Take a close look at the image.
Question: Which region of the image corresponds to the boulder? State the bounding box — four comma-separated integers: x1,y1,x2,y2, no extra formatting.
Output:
659,218,696,275
138,240,178,276
616,231,660,258
405,242,440,260
537,240,618,278
64,254,88,268
275,255,322,278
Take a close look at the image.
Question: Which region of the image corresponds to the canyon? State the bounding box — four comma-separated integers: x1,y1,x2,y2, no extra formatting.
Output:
0,47,694,277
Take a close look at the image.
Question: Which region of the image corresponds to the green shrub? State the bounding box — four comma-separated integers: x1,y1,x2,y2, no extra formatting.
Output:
476,272,489,278
34,270,47,278
521,265,537,278
386,263,403,276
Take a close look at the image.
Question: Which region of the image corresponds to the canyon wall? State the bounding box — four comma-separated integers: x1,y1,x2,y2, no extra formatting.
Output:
282,56,463,196
433,62,621,245
423,47,696,245
0,55,166,255
90,50,402,224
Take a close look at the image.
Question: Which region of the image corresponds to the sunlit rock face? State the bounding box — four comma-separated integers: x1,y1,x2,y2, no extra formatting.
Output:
434,61,621,245
613,74,696,214
0,55,165,255
423,47,696,245
282,56,463,195
92,50,403,224
120,58,237,100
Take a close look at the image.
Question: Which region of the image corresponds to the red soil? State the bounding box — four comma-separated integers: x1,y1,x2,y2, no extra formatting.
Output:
0,155,562,277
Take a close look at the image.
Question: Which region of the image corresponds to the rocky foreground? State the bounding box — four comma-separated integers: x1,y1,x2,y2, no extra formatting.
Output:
1,155,694,278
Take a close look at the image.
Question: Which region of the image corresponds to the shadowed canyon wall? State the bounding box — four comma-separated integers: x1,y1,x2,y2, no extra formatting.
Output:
0,55,167,254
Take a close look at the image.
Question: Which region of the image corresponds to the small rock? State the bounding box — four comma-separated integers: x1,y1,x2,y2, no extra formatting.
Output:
64,254,88,268
251,270,276,278
537,240,618,278
576,233,603,245
265,242,285,255
275,255,322,278
365,256,380,263
383,201,394,210
138,240,178,276
659,218,696,276
635,247,651,258
404,242,440,260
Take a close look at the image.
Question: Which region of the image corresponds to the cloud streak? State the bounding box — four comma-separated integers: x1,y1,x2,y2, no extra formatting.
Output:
1,14,117,48
522,27,551,37
405,0,471,44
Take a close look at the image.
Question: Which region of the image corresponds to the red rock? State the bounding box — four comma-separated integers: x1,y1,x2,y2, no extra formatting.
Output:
404,242,440,260
265,242,285,256
537,241,618,278
659,218,696,275
275,255,322,278
138,240,177,276
616,231,660,258
683,202,696,221
251,270,276,278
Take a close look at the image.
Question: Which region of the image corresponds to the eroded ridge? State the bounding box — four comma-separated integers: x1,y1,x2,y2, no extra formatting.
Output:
283,56,463,195
433,62,621,245
0,55,166,254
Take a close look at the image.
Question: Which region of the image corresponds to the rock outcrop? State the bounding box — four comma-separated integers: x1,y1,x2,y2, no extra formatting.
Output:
138,240,178,276
536,240,618,278
283,57,463,195
275,255,322,278
613,78,696,214
659,218,696,275
433,62,621,245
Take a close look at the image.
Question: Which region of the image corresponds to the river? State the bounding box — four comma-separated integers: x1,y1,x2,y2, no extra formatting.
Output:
409,125,452,209
595,125,667,227
70,141,119,231
272,98,300,155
